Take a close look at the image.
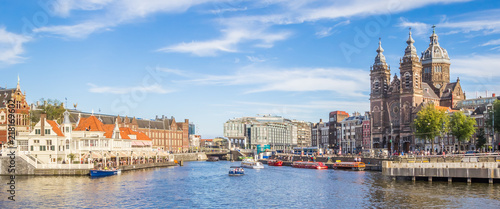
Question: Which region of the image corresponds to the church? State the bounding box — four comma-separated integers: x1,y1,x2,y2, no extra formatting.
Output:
370,27,465,153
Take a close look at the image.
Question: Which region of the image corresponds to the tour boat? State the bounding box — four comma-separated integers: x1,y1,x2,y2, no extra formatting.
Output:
240,159,264,169
332,162,366,171
90,169,121,177
229,166,245,176
292,161,328,169
267,159,283,166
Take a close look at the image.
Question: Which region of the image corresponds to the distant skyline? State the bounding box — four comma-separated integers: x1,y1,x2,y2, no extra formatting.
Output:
1,0,500,138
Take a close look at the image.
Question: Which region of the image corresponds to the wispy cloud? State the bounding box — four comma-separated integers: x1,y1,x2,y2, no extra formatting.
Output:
246,56,266,62
398,17,430,36
315,20,351,38
183,65,369,97
0,27,31,65
88,83,172,94
157,27,290,56
481,39,500,46
35,0,219,38
398,9,500,37
453,54,500,78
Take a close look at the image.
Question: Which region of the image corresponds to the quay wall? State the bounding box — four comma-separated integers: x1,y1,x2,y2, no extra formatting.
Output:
383,161,500,179
120,161,176,171
0,156,36,175
172,153,207,162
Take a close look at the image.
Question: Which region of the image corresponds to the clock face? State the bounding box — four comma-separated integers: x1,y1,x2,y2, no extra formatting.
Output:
435,84,441,88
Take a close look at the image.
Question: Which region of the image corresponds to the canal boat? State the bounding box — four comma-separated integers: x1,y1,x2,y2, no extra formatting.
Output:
240,159,264,169
229,166,245,176
292,161,328,169
90,169,121,177
332,162,365,171
207,156,219,162
267,159,283,166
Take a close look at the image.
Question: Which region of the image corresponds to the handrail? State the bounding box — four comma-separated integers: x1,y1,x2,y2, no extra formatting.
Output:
17,152,38,168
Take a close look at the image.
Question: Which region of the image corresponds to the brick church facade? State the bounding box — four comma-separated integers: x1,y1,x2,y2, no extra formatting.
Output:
370,27,465,153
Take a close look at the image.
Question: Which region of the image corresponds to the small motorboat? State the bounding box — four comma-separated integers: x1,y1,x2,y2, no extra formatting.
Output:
229,166,244,176
207,156,219,162
90,169,121,177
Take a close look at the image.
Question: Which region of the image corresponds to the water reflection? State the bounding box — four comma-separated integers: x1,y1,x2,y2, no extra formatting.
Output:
1,161,499,208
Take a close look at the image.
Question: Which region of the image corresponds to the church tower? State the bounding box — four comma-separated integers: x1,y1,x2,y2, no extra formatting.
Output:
421,26,450,95
370,38,391,149
399,28,423,107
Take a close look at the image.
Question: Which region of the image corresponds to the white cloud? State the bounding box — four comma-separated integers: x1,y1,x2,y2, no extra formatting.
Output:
315,20,350,38
481,39,500,46
88,83,172,94
184,65,369,97
453,54,500,78
157,27,290,56
246,56,265,62
36,0,218,38
398,17,430,36
0,27,31,65
398,9,500,37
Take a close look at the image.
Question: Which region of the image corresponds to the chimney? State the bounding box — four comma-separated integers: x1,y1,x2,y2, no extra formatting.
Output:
40,113,47,136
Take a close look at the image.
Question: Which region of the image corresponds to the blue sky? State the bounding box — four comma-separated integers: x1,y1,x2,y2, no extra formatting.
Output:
1,0,500,138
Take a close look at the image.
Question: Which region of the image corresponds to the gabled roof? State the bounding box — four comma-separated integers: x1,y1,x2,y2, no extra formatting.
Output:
422,83,439,99
441,82,458,98
74,115,105,132
46,120,64,137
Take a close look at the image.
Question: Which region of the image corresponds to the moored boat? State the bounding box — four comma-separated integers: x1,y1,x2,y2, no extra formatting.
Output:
207,156,219,162
332,162,365,171
268,159,283,166
90,169,121,177
292,161,328,169
241,159,264,169
229,166,245,176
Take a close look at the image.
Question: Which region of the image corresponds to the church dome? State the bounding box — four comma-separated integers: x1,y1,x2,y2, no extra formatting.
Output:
421,26,450,64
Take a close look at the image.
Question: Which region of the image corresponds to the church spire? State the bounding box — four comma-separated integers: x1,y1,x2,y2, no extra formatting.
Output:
16,75,20,90
404,27,417,58
374,38,387,66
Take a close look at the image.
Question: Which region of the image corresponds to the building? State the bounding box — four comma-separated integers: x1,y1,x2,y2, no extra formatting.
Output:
16,111,153,164
370,27,465,153
66,111,190,153
328,111,349,151
294,120,311,148
0,78,30,146
339,112,369,154
224,115,298,150
362,118,371,152
311,119,329,150
189,134,201,151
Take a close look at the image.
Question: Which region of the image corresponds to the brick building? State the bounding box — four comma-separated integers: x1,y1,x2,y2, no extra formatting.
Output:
0,78,30,146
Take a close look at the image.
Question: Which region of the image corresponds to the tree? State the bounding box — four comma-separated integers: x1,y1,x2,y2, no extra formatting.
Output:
30,98,66,125
414,103,448,154
476,128,487,150
448,111,476,151
68,153,76,164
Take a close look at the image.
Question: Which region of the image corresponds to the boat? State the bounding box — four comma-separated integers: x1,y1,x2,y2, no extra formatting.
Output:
292,161,328,169
332,162,366,171
240,159,264,169
207,156,219,162
90,169,121,177
229,166,245,176
267,159,283,166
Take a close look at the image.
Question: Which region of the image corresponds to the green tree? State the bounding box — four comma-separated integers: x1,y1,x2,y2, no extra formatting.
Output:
476,128,487,149
448,111,477,151
414,103,448,154
67,153,76,164
30,98,66,125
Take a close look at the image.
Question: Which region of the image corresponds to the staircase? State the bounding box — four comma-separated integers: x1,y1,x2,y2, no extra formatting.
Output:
17,153,38,168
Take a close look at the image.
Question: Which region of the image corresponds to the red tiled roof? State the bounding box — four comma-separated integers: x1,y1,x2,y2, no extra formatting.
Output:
118,127,151,141
74,116,104,132
102,124,115,138
46,120,64,137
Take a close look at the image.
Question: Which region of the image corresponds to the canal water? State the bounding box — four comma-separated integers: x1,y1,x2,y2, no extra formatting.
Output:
1,161,500,208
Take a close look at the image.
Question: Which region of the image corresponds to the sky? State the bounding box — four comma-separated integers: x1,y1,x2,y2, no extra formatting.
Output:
1,0,500,138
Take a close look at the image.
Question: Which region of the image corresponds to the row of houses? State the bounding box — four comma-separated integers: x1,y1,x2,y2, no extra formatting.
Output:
0,80,194,163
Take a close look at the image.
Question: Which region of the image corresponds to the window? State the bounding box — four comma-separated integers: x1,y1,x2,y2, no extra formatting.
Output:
35,129,41,135
404,72,411,88
45,129,51,135
66,127,70,133
40,146,46,151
